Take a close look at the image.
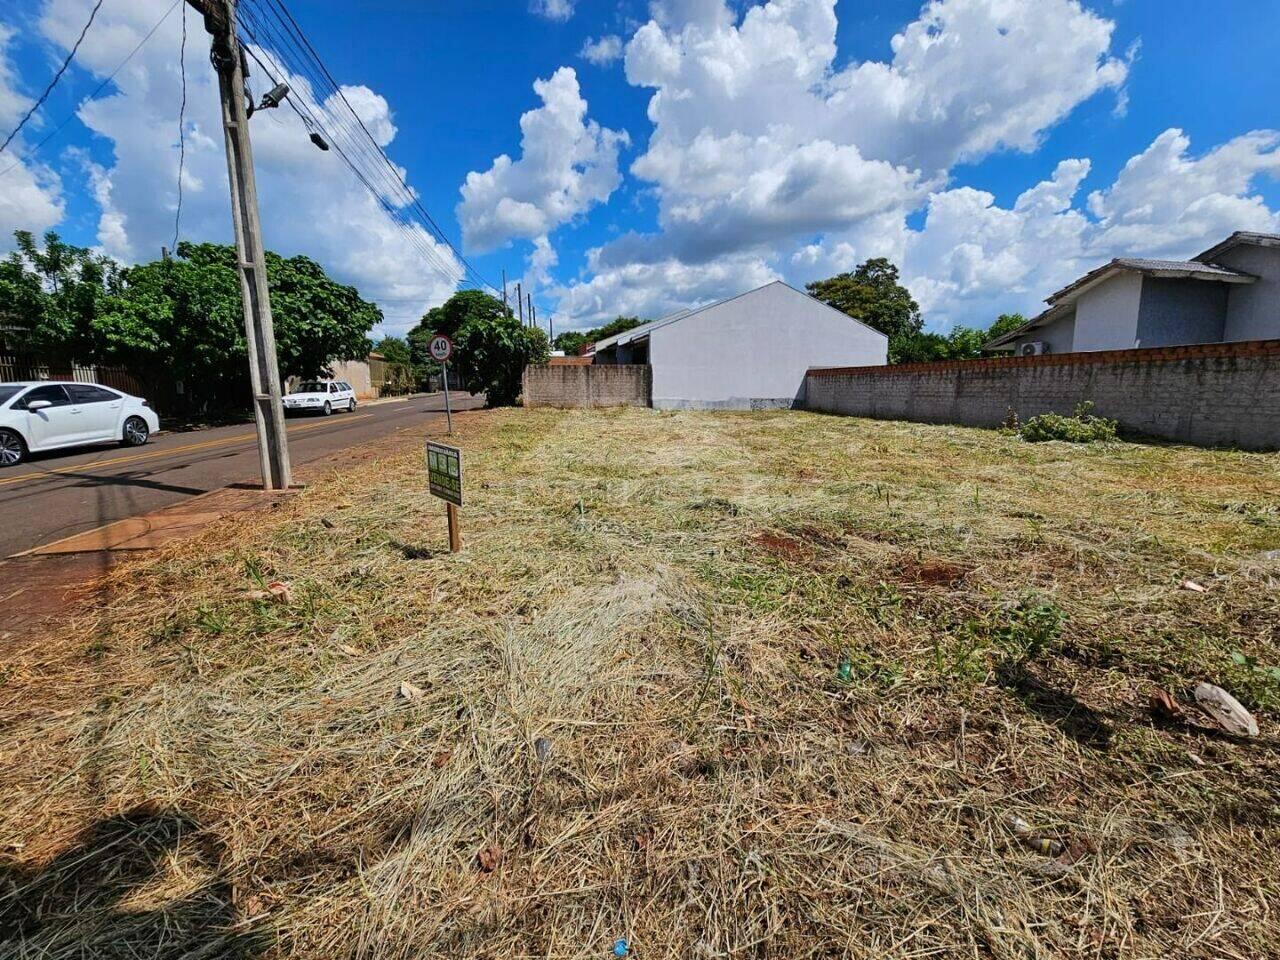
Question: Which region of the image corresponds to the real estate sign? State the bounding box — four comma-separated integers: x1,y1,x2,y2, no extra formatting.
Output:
425,441,462,507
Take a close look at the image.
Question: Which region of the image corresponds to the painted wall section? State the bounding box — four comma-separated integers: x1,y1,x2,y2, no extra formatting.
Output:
1006,310,1076,355
1072,272,1143,351
1136,278,1227,346
805,340,1280,451
647,282,887,409
1218,244,1280,342
523,364,651,408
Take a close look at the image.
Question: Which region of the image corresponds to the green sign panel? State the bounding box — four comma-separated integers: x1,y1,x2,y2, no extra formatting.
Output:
426,441,462,507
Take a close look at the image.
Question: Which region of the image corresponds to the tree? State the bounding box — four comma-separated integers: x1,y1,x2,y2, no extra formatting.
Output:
889,315,1033,364
410,290,548,406
96,241,379,408
553,315,643,355
987,313,1027,342
806,258,923,346
0,231,120,359
373,335,411,366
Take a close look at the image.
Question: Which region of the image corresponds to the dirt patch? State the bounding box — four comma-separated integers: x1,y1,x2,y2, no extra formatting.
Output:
889,556,971,587
753,531,814,562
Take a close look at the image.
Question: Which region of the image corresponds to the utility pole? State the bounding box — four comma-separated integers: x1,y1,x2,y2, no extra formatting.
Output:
188,0,291,490
516,282,523,325
527,293,533,329
501,269,508,312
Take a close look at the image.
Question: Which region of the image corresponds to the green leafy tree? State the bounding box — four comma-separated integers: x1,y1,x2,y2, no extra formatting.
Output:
552,315,643,355
373,335,411,365
96,242,378,407
0,230,120,359
987,312,1027,342
411,291,548,406
806,258,923,349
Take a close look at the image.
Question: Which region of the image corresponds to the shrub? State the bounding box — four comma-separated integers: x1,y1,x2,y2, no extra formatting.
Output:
1019,402,1118,443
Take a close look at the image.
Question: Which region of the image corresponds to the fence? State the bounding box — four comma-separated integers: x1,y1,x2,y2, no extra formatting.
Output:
523,363,652,409
805,339,1280,450
0,355,149,399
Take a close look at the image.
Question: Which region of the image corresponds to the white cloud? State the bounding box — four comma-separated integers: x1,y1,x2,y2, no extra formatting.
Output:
895,129,1280,329
547,0,1131,329
0,22,66,247
530,0,574,23
457,67,627,253
32,0,460,335
580,35,624,67
551,249,780,328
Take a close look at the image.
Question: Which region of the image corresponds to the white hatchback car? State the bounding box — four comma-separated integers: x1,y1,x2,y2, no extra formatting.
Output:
283,379,357,416
0,381,160,467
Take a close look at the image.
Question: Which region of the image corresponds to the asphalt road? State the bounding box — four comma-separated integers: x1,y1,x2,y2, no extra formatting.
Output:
0,393,472,557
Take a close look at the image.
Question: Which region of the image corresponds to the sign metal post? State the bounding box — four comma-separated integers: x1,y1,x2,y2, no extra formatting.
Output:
428,334,454,435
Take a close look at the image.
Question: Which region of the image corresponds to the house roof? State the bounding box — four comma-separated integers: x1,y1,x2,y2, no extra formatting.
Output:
586,280,888,353
1194,231,1280,263
984,253,1259,351
1045,258,1254,307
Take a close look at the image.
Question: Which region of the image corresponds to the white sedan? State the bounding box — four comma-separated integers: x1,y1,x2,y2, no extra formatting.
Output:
0,381,160,467
282,379,357,416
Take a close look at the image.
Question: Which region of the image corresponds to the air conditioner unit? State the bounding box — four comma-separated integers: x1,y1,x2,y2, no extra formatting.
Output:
1019,341,1048,357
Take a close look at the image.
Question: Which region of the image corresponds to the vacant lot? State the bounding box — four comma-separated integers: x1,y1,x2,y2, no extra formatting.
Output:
2,408,1278,959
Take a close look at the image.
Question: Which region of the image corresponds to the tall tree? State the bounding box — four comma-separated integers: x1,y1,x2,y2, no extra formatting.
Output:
96,241,378,407
409,291,548,406
987,313,1027,342
0,231,120,360
806,258,923,346
373,335,411,366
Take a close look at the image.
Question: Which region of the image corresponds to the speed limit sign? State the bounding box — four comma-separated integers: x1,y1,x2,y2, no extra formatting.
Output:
428,334,453,362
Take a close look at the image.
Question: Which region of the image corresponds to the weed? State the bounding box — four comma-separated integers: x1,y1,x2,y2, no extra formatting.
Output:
1020,401,1119,443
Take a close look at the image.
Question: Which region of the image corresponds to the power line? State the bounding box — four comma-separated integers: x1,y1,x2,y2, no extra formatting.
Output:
172,1,188,252
240,0,499,294
0,0,181,181
233,13,468,289
234,4,463,282
0,0,107,156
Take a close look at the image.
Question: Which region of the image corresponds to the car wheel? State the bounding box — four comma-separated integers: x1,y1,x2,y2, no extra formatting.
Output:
122,415,150,447
0,428,26,467
323,401,332,416
349,398,357,411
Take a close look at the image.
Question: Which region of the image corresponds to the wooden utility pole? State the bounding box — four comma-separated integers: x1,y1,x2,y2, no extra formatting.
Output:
516,282,523,325
188,0,291,490
501,269,508,311
527,293,533,330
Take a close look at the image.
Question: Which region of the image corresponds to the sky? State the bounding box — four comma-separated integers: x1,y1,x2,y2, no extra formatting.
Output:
1,0,1278,339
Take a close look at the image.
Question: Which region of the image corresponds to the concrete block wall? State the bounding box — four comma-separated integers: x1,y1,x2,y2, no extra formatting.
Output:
806,340,1280,450
523,364,652,409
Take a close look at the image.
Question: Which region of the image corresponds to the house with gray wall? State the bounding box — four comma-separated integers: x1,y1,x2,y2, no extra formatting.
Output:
987,232,1280,355
587,281,887,409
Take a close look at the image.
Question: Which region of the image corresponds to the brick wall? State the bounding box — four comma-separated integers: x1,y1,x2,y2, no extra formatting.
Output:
805,340,1280,450
523,364,652,409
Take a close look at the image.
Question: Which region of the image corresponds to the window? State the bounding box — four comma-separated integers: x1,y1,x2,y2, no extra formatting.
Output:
329,383,339,393
17,384,72,409
296,381,328,394
0,386,21,406
68,384,119,404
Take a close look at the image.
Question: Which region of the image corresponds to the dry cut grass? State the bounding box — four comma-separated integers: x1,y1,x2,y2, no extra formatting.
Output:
1,407,1279,959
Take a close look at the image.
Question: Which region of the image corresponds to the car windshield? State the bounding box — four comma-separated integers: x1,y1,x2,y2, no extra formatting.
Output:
0,386,22,406
295,382,328,393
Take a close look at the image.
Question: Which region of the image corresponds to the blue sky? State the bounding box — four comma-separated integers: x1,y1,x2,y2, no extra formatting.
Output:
1,0,1278,337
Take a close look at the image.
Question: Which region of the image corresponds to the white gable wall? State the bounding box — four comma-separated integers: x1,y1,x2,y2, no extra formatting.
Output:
1072,272,1144,351
647,282,888,409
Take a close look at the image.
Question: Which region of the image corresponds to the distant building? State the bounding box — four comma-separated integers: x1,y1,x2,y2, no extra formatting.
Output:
586,281,887,409
986,231,1280,355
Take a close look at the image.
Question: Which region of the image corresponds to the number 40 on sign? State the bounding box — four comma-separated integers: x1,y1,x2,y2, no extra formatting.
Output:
426,441,462,552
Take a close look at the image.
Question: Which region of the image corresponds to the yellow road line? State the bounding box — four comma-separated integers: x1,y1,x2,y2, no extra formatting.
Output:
0,413,373,488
